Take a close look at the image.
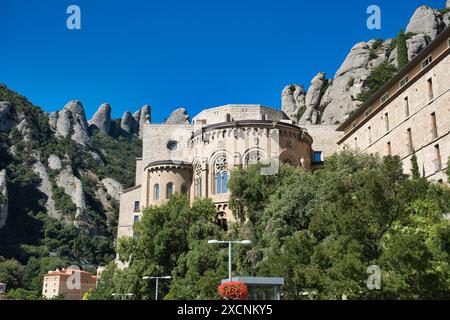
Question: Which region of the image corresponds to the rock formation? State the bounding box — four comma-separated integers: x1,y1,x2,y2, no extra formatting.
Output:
48,154,62,170
281,85,306,120
33,160,59,218
56,166,86,219
101,178,123,201
0,102,16,132
120,111,133,135
139,105,151,137
89,103,111,134
405,5,445,39
319,41,373,125
54,100,91,146
163,107,190,125
283,4,450,126
0,169,8,229
299,72,327,125
133,110,141,134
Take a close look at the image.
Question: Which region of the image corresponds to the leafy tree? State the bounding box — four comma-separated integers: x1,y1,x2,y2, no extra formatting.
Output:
397,29,409,69
357,62,398,103
410,151,420,179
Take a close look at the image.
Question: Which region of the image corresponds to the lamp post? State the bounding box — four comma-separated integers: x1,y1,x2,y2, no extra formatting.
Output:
142,276,172,300
111,293,134,300
208,240,251,282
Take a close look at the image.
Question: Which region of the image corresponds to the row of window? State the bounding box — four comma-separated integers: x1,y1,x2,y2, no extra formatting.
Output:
386,141,443,174
153,182,187,201
353,60,438,131
356,111,438,150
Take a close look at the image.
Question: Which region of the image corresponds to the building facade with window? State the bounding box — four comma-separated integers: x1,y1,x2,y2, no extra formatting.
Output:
336,27,450,183
117,105,314,240
42,268,97,300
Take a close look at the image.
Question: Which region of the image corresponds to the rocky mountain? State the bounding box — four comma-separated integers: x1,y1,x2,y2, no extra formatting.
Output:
283,4,450,125
0,84,145,273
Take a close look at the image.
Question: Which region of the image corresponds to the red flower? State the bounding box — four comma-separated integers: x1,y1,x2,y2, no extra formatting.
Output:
218,281,248,300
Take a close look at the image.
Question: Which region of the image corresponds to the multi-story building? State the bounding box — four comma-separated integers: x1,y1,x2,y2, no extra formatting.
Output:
42,268,97,300
337,27,450,183
118,104,316,240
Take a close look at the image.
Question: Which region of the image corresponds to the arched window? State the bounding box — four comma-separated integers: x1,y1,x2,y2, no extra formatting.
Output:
166,182,173,198
194,162,202,198
214,156,229,194
153,184,160,200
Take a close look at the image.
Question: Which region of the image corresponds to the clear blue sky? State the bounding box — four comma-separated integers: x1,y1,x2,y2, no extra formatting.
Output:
0,0,446,122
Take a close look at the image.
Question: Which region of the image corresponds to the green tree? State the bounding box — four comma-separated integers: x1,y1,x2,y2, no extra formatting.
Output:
397,29,409,69
410,151,420,179
357,62,398,103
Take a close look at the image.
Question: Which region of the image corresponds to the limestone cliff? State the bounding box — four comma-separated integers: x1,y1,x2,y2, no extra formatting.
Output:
0,170,8,229
283,4,450,126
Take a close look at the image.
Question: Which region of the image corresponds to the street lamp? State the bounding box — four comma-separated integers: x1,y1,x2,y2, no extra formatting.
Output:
111,293,134,300
142,276,172,300
207,240,252,281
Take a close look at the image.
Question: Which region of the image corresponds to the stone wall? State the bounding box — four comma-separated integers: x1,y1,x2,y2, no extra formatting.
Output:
302,125,343,160
192,105,287,125
341,54,450,181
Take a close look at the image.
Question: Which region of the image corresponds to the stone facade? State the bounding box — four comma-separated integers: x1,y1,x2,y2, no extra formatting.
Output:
337,28,450,183
118,105,314,242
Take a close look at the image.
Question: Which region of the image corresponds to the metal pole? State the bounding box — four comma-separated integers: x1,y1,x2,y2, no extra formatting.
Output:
228,242,232,282
155,278,159,301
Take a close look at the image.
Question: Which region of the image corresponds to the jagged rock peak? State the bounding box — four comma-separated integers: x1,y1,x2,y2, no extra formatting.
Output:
63,100,85,114
56,100,91,146
163,107,190,125
281,84,306,120
0,169,8,229
89,103,111,134
120,111,133,135
406,5,445,39
299,72,327,125
139,105,151,137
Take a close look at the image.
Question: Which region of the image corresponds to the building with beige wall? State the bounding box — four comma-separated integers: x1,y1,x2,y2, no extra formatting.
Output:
42,268,97,300
118,104,315,242
337,27,450,183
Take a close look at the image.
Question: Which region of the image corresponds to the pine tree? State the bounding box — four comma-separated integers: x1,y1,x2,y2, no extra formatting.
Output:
397,29,409,69
411,151,420,179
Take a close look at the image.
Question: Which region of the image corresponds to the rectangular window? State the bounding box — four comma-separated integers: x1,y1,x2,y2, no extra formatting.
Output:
407,128,413,153
368,126,372,145
381,93,389,103
261,114,267,121
387,142,392,156
226,114,232,122
133,215,140,223
427,78,434,100
133,201,140,212
434,144,442,172
431,112,438,139
400,76,409,88
384,113,390,132
313,151,322,163
404,97,410,118
422,55,432,69
354,137,358,149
